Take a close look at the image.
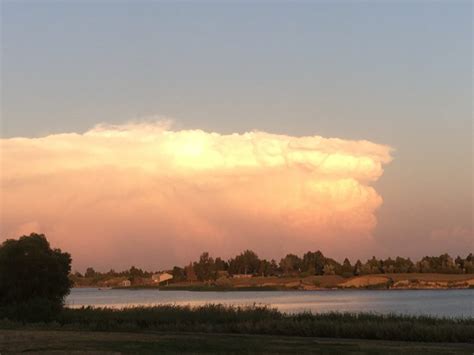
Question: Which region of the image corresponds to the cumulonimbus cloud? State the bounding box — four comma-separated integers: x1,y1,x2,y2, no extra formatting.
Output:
0,121,392,270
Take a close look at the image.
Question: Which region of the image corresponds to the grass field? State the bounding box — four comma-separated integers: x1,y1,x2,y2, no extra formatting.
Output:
2,305,473,353
1,329,474,354
2,304,473,344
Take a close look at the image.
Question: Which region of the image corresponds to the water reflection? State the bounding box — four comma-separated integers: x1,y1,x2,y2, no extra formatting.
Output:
66,288,474,318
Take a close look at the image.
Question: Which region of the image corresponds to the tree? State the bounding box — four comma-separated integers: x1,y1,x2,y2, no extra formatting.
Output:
106,269,117,277
127,266,146,284
455,256,464,271
85,267,97,278
194,252,217,281
264,259,280,276
0,233,72,321
214,257,228,271
171,266,186,282
361,257,382,274
417,257,433,273
353,260,362,276
393,257,415,273
382,257,396,273
464,253,474,273
229,250,260,275
302,251,326,275
438,253,458,273
324,258,343,275
323,263,335,275
258,259,279,276
279,254,302,275
185,263,198,282
416,254,459,273
341,258,353,277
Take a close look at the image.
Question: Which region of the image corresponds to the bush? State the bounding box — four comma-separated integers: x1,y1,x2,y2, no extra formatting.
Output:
0,298,61,322
0,233,72,321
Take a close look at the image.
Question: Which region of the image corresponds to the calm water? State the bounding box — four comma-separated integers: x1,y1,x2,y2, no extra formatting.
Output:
66,288,474,318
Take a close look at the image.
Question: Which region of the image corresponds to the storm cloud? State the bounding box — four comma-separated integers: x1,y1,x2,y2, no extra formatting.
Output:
0,121,392,270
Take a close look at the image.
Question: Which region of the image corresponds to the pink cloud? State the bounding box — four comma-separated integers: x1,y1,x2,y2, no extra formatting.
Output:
0,121,392,270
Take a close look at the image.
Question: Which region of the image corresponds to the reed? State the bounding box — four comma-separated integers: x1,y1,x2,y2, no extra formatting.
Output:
2,304,472,343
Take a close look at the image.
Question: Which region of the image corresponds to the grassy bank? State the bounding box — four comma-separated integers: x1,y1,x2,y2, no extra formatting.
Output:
77,273,474,291
2,304,473,343
2,329,473,354
107,273,474,291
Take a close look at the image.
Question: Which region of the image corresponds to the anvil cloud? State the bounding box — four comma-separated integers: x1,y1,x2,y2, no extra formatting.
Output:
0,122,392,270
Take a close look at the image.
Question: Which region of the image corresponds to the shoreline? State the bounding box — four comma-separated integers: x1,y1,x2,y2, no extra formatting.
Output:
108,285,474,291
72,273,474,291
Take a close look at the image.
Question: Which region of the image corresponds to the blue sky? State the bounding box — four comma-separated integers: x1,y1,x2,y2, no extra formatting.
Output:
1,1,472,257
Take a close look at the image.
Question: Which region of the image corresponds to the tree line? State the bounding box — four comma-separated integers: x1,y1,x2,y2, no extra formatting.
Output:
77,250,474,283
2,233,472,322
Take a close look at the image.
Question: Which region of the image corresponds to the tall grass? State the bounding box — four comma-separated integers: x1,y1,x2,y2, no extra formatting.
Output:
2,304,472,343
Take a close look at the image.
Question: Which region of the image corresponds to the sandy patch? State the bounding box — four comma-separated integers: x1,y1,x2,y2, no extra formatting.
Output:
339,276,390,288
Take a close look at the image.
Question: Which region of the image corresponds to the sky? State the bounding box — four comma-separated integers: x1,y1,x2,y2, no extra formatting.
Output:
1,1,472,270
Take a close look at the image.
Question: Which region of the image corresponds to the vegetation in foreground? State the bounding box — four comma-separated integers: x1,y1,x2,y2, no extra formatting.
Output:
1,304,473,344
1,233,473,354
2,329,473,354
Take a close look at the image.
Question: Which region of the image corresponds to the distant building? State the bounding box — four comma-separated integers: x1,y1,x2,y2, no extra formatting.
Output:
232,274,253,279
152,272,173,284
121,279,131,287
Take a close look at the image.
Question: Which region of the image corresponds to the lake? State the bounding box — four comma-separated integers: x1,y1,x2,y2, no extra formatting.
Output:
66,288,474,318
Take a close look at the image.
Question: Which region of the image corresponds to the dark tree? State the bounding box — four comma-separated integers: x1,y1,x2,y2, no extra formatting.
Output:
171,266,186,282
85,267,97,278
341,258,353,277
229,250,261,275
455,256,464,271
185,262,198,282
381,257,391,273
129,266,145,278
416,254,460,274
214,257,228,271
258,259,279,276
353,260,362,276
279,254,302,275
393,257,415,273
194,252,217,281
0,233,72,321
323,258,343,276
361,256,383,274
106,269,117,277
464,253,474,273
302,251,326,275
